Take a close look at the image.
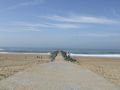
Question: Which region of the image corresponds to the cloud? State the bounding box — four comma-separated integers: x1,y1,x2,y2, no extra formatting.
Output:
10,14,120,32
76,33,120,37
0,23,42,32
14,14,120,31
16,22,82,29
22,26,42,32
50,23,80,29
0,0,44,12
40,15,120,24
8,22,79,32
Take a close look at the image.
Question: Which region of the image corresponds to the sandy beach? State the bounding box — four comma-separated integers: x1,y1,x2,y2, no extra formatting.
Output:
73,56,120,86
0,53,51,80
0,52,119,90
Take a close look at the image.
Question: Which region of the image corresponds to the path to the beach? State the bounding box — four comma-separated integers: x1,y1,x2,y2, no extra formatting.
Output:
0,52,119,90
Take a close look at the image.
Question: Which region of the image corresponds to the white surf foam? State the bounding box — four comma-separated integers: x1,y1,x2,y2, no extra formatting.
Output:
0,52,51,55
0,52,9,54
70,53,120,58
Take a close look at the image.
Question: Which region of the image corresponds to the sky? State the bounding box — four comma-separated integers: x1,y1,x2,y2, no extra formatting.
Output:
0,0,120,49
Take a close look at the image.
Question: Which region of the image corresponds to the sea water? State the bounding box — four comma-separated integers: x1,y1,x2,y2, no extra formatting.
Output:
0,47,120,57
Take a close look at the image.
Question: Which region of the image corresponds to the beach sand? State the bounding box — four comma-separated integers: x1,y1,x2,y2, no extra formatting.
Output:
73,56,120,86
0,53,51,80
0,53,119,90
0,53,120,89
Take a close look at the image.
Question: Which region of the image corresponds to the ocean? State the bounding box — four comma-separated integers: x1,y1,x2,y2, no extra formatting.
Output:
0,47,120,57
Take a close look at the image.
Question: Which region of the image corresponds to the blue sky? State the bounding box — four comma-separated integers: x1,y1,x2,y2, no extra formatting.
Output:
0,0,120,49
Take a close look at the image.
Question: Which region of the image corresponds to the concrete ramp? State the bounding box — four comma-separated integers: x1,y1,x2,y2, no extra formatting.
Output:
0,53,119,90
54,52,65,62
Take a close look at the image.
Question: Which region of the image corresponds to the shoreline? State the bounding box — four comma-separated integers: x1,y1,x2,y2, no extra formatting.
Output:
1,51,120,58
70,53,120,58
0,52,51,55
